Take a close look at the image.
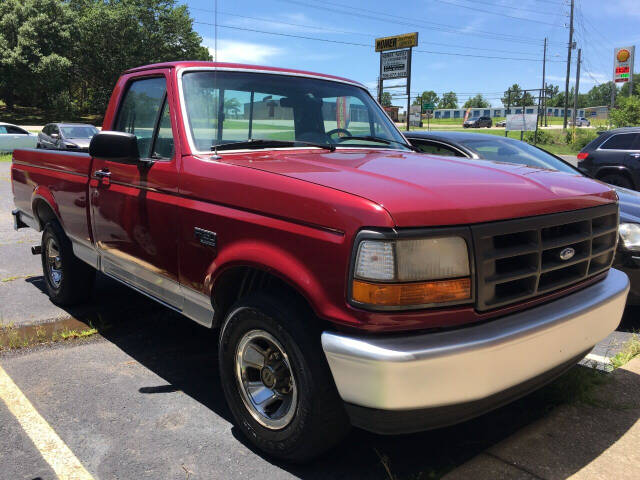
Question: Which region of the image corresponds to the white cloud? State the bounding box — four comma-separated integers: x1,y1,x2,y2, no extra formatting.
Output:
204,38,284,64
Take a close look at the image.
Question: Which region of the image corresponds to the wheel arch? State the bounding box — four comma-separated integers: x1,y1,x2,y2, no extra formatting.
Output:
31,188,62,232
208,243,336,329
594,166,636,188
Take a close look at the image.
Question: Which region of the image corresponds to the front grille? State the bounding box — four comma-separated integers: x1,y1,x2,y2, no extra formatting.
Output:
472,204,618,311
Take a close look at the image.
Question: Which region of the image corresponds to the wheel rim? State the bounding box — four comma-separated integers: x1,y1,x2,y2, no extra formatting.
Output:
45,237,63,288
235,329,298,429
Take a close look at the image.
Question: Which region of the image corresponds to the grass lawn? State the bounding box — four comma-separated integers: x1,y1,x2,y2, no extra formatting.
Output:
0,153,12,162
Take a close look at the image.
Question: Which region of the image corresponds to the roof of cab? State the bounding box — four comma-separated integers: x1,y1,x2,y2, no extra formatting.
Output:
123,61,364,87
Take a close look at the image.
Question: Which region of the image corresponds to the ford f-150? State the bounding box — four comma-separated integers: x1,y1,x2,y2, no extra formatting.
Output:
11,61,629,462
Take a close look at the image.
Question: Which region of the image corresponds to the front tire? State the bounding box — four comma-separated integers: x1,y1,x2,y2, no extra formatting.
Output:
41,221,95,306
218,293,350,462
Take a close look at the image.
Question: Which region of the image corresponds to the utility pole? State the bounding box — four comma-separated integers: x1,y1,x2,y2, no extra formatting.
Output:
563,0,575,129
505,89,511,137
572,48,581,130
406,47,412,131
541,37,547,127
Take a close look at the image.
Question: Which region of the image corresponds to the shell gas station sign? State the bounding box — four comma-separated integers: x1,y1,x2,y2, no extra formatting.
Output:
613,46,634,84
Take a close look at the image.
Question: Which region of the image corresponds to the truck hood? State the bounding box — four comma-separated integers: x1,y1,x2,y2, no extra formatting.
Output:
221,149,617,227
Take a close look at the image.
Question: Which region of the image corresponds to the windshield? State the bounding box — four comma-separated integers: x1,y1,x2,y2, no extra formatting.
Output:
181,71,409,152
60,126,98,138
459,137,578,174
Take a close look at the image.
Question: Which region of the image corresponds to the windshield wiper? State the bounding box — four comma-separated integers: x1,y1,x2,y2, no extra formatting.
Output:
336,135,417,151
211,138,335,152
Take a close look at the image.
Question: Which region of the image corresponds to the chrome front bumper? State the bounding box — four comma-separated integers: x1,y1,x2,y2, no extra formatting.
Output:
322,268,629,412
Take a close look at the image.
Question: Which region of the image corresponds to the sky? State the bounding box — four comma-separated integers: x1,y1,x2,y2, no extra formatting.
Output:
182,0,640,108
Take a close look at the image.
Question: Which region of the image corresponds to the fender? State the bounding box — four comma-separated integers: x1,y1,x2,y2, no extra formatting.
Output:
207,239,345,322
31,186,63,231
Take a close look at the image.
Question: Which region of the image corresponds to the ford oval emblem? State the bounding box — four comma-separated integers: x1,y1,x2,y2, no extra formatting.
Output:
559,247,576,261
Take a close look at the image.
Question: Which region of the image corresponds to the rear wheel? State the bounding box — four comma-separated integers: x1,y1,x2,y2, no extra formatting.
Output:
599,173,634,189
41,221,95,306
218,293,350,462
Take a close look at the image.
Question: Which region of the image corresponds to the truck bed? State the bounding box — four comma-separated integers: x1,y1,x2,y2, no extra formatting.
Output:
11,148,93,247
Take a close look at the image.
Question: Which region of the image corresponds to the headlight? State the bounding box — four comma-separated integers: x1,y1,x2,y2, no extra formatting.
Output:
352,236,471,308
619,223,640,252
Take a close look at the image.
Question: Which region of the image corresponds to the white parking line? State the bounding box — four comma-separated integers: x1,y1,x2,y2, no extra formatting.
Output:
0,365,94,480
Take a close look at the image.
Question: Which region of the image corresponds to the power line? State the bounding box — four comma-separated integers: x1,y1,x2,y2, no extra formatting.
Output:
429,0,561,25
191,8,545,56
277,0,552,46
194,21,565,63
446,0,563,16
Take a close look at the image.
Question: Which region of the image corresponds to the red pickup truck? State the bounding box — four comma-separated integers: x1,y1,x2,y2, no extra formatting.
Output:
11,61,629,461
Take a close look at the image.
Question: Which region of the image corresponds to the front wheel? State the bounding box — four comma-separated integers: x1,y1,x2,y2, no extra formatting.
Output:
41,221,95,306
218,293,349,462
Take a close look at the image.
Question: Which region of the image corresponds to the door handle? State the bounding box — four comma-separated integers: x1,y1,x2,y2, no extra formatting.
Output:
94,169,111,186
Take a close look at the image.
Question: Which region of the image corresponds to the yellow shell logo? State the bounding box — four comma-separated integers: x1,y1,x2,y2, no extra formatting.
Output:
617,49,631,63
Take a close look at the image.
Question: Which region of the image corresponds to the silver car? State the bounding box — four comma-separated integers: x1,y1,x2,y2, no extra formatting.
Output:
0,122,37,153
38,123,99,151
569,117,591,127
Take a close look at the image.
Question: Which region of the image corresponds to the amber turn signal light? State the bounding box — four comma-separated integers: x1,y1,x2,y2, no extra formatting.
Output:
352,278,471,307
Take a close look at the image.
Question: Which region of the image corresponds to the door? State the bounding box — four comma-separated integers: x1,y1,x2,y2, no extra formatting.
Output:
89,72,182,308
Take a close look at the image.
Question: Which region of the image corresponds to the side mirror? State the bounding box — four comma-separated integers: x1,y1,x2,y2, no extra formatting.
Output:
89,131,140,164
51,133,59,139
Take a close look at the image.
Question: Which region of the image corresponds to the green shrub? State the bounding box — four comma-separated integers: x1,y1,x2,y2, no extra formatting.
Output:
523,129,554,145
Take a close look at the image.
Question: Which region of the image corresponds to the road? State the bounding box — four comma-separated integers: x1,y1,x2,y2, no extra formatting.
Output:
0,161,637,479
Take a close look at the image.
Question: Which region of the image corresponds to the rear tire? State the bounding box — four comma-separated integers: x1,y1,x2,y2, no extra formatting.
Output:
41,221,95,306
218,292,350,462
599,173,634,190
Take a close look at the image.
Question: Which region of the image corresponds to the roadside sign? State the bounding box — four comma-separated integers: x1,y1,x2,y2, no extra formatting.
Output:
613,46,634,83
422,102,435,112
381,50,409,79
375,32,418,52
506,114,537,132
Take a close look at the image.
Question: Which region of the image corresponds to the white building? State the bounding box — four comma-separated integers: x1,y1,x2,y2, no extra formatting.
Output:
432,106,586,120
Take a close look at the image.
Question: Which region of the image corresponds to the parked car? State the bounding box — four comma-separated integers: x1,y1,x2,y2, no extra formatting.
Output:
0,122,37,152
12,61,628,462
38,123,99,151
569,117,591,127
463,116,492,128
405,130,640,304
578,127,640,190
495,119,506,127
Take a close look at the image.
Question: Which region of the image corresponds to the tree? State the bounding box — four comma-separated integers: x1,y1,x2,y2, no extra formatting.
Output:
0,0,211,116
380,92,392,107
620,76,640,97
69,0,210,113
584,82,615,107
609,95,640,127
463,94,490,108
412,90,439,107
0,0,75,110
438,91,458,109
501,84,534,107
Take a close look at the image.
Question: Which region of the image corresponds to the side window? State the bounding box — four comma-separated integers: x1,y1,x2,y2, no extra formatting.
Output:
115,77,167,158
152,99,174,159
414,140,465,157
7,126,27,135
601,133,636,150
0,126,7,134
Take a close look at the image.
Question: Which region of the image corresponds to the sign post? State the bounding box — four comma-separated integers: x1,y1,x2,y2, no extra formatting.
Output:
613,46,635,96
422,102,435,131
375,33,418,132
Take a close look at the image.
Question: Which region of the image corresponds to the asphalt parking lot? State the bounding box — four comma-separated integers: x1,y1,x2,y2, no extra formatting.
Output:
0,161,638,479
